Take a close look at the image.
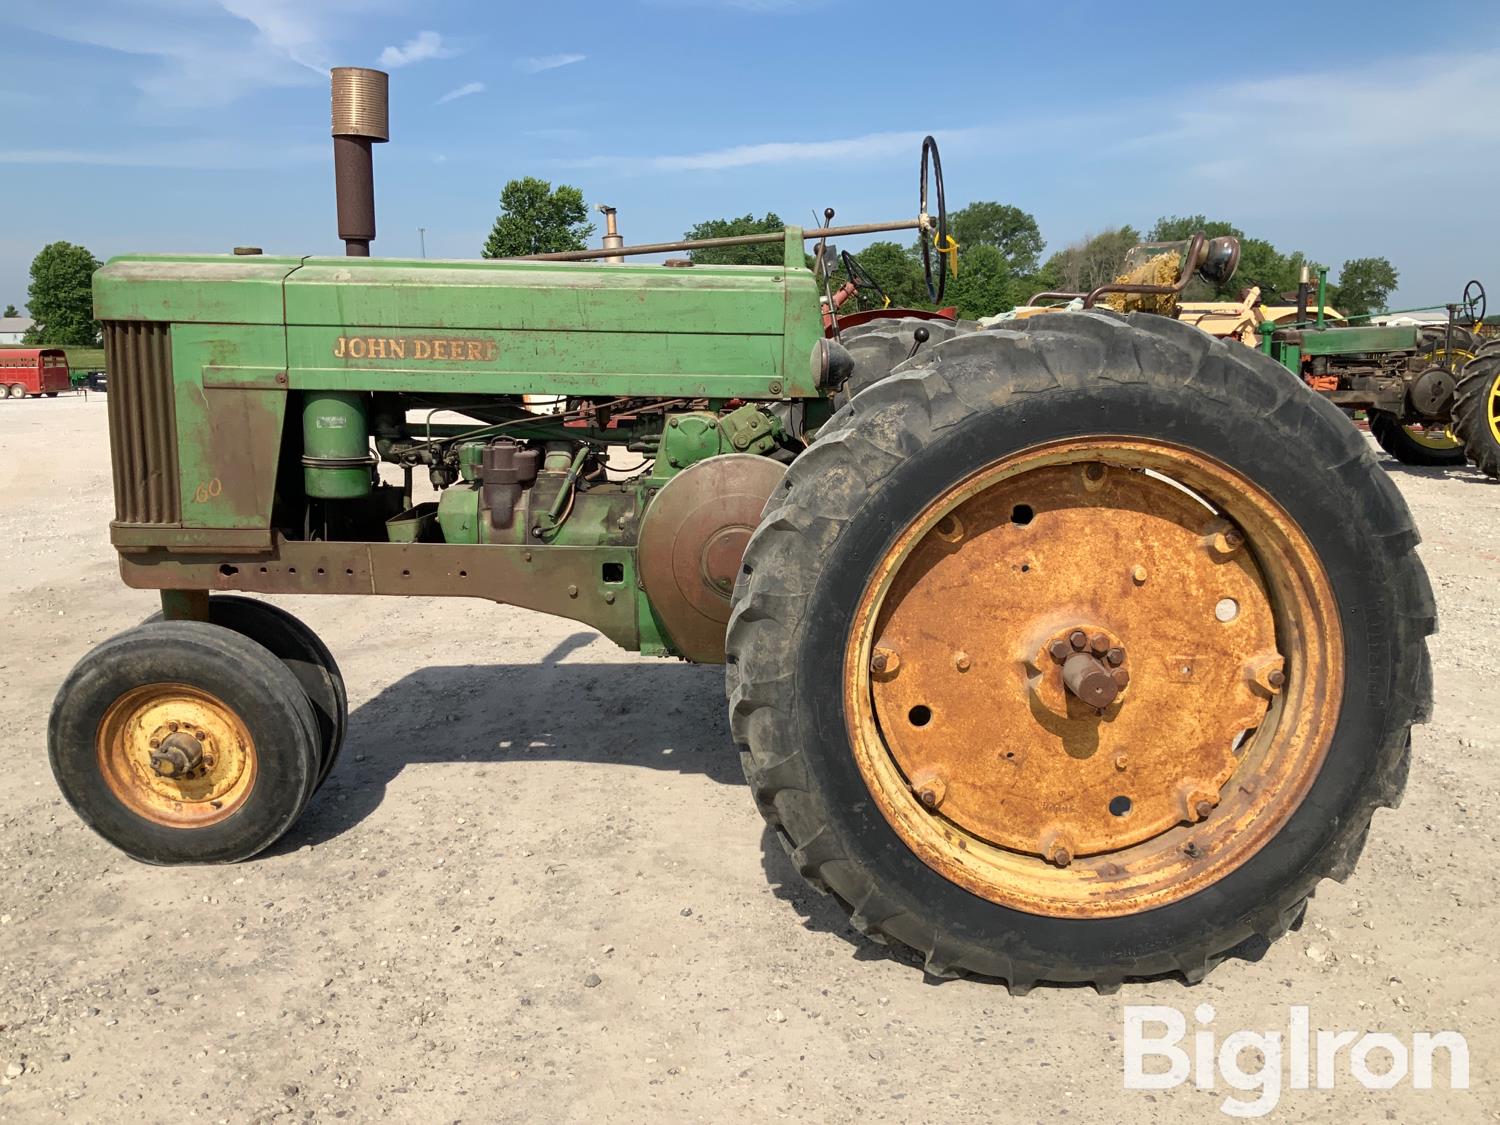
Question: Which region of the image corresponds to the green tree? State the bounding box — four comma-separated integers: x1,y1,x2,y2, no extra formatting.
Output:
948,202,1044,276
832,241,928,310
1330,257,1398,320
1147,214,1241,244
1033,227,1140,296
684,213,787,266
942,242,1017,320
24,242,101,346
481,178,593,258
2,303,18,318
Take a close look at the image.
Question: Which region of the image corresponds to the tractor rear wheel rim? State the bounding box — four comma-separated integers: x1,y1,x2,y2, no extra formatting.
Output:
1488,368,1500,445
843,438,1342,918
97,683,257,828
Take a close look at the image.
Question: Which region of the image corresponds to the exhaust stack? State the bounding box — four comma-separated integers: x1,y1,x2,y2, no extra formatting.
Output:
596,204,624,264
330,67,389,257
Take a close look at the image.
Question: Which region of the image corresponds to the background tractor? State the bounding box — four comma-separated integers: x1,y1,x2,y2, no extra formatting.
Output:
48,67,1433,992
1012,242,1488,471
1249,272,1486,469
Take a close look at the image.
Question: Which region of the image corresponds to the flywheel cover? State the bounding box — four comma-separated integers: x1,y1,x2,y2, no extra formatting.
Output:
639,454,785,662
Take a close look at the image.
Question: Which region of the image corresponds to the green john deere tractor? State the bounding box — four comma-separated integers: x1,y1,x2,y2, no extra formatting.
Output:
50,68,1433,991
1255,271,1488,470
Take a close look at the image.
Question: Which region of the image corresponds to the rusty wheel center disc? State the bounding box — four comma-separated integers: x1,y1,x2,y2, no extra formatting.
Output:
845,439,1341,918
97,683,256,828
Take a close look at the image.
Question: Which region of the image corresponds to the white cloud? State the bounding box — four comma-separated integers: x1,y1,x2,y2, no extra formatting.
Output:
0,140,325,169
436,81,485,105
563,127,990,174
219,0,331,74
1107,49,1500,164
378,30,455,68
517,53,586,74
1,0,388,107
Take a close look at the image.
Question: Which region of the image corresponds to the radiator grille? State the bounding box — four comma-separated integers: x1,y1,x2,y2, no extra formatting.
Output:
103,322,180,525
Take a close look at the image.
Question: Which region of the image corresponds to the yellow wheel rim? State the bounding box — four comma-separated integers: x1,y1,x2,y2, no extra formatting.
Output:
1489,368,1500,446
843,439,1342,918
97,683,256,828
1403,423,1462,451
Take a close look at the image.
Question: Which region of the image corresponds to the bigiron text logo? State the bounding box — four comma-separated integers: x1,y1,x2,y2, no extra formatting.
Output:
1122,1004,1470,1117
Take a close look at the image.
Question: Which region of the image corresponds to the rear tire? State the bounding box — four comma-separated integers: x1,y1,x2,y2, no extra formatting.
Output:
7,384,24,399
836,317,975,405
1453,344,1500,478
1368,411,1466,467
728,311,1432,989
49,621,321,864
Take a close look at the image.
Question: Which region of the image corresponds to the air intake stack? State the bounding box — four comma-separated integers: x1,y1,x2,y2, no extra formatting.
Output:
330,67,389,257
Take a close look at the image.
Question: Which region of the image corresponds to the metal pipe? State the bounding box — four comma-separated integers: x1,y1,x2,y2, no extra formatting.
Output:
1082,233,1207,309
1032,234,1212,309
596,205,624,264
333,136,375,256
515,218,925,262
331,67,389,257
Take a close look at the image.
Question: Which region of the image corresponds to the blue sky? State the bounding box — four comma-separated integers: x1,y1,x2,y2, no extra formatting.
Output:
3,0,1499,312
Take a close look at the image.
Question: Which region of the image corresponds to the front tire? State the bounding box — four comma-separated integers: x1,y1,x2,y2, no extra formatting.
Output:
49,621,322,864
147,596,348,788
727,312,1432,989
1368,411,1466,467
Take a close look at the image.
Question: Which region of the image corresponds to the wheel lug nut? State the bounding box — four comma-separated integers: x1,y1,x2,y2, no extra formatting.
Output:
1195,800,1215,821
953,652,971,672
1112,667,1130,689
1069,630,1087,650
1048,639,1071,662
1204,519,1243,556
1247,653,1286,695
911,770,946,811
1131,565,1148,585
1106,647,1125,666
871,647,900,675
1089,633,1109,655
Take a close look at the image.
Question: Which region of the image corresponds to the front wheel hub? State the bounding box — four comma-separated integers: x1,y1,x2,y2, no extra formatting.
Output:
97,684,256,828
148,730,206,778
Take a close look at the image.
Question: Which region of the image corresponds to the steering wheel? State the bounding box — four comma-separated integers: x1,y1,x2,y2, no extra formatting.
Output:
840,250,889,308
919,136,948,303
1463,279,1486,323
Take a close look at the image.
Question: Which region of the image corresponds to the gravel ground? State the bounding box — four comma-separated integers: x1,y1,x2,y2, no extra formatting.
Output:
1,394,1496,1123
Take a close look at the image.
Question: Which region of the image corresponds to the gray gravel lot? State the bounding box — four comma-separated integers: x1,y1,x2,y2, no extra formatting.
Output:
1,394,1496,1123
